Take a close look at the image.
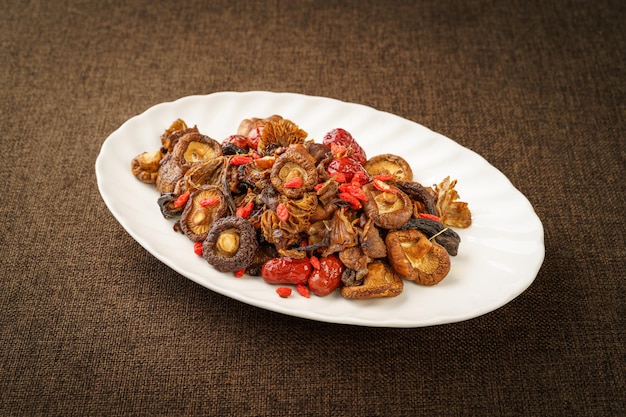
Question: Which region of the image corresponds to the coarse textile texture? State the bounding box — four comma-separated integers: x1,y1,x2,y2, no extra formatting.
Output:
1,0,624,416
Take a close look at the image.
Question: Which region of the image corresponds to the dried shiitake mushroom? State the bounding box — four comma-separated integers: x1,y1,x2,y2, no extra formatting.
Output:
183,157,228,193
160,119,197,153
180,187,228,242
270,144,318,199
361,183,413,229
396,181,438,216
157,192,185,218
202,216,258,272
131,150,163,183
156,133,223,193
385,229,450,286
400,218,461,256
172,132,223,171
340,261,404,300
364,154,413,182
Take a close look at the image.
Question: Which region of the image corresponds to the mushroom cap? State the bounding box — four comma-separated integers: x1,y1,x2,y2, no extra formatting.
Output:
180,187,228,242
340,261,404,300
385,229,451,286
361,183,413,230
364,153,413,182
203,216,258,272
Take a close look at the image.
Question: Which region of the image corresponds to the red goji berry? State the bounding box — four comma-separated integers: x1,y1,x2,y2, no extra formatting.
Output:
173,192,190,208
230,155,253,165
283,176,303,188
193,241,203,256
351,170,368,186
276,287,292,298
296,284,310,298
310,255,321,270
374,173,394,181
330,143,348,158
276,203,289,222
234,269,245,278
418,213,441,222
330,172,347,183
199,197,220,207
236,201,254,218
338,183,368,201
338,192,362,210
373,178,398,194
314,183,324,191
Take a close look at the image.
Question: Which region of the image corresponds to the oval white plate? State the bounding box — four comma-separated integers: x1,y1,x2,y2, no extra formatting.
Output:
96,91,544,327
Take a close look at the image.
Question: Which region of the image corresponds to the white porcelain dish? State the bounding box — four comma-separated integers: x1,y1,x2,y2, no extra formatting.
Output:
96,91,544,327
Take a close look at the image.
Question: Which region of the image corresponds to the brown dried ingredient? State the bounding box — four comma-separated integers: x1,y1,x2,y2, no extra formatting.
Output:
257,118,308,156
202,216,258,272
160,120,198,153
180,187,228,242
338,246,370,282
364,154,413,182
171,132,223,171
396,181,438,216
400,218,461,256
361,183,413,229
340,261,404,300
434,176,472,228
385,229,450,286
270,144,318,199
360,218,387,259
183,156,227,193
131,150,163,183
323,208,360,256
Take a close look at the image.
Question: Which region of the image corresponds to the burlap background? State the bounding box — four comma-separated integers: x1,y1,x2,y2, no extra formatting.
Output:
1,1,623,416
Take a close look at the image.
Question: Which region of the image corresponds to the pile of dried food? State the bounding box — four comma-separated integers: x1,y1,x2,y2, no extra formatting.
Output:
131,115,472,299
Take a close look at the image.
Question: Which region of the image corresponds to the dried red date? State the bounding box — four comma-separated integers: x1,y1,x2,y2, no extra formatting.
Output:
262,257,312,285
307,254,344,296
322,128,367,164
326,157,369,185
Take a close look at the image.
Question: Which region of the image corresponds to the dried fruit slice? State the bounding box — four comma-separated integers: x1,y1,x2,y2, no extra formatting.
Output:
180,187,227,242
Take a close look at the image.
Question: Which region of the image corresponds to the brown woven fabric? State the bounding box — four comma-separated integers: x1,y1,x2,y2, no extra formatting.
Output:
1,1,624,416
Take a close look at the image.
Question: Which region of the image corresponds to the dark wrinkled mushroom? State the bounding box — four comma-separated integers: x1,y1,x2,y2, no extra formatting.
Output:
131,150,164,183
180,187,228,242
172,132,223,171
361,183,413,229
270,144,318,199
157,192,184,218
184,156,227,193
202,216,258,272
400,218,461,256
395,181,438,216
160,119,197,153
385,229,450,286
364,153,413,182
340,261,403,300
155,153,185,193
